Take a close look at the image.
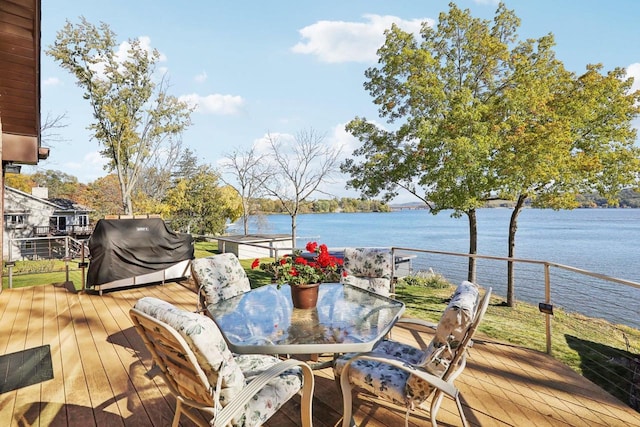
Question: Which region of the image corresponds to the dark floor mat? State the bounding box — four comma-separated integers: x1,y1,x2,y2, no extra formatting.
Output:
0,345,53,393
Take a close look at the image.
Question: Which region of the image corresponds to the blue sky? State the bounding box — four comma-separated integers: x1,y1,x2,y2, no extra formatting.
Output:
34,0,640,202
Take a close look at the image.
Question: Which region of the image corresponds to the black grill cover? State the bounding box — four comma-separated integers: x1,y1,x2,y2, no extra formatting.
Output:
87,218,194,286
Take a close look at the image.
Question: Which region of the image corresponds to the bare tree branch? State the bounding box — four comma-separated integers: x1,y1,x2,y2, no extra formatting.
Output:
262,128,342,245
222,146,273,234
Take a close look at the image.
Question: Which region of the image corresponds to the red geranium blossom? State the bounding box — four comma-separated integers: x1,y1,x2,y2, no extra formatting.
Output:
252,241,342,287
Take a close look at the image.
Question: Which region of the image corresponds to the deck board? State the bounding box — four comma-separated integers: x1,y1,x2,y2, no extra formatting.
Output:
0,282,639,427
40,284,68,426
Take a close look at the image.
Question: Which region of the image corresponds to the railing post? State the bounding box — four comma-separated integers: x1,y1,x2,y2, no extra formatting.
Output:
544,263,552,355
390,247,396,295
64,257,70,283
5,261,14,289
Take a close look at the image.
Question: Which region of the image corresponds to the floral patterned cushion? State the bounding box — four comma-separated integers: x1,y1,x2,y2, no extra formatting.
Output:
334,339,425,406
233,354,305,427
133,297,245,406
191,253,251,305
341,247,393,296
335,281,479,408
406,280,478,404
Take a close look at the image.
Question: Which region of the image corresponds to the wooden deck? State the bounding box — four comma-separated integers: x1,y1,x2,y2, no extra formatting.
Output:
1,281,638,427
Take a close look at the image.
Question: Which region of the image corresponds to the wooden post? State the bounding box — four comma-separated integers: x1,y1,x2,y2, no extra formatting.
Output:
0,119,4,293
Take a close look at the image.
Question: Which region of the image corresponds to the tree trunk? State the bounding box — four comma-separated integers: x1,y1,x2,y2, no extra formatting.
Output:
242,200,249,235
125,196,133,215
466,209,478,283
291,214,297,250
507,194,527,307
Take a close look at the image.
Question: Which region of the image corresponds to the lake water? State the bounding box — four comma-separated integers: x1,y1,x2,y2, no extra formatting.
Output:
230,208,640,327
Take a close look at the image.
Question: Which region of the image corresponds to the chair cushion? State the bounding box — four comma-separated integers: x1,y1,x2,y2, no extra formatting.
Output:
134,297,245,406
342,276,392,297
192,253,251,305
341,247,393,296
334,340,425,407
406,280,479,403
232,354,304,427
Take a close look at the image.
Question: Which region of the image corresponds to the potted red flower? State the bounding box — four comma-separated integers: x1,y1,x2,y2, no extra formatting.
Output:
252,241,343,308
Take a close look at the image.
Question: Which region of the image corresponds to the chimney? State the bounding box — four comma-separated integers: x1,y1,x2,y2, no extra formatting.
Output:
32,187,49,199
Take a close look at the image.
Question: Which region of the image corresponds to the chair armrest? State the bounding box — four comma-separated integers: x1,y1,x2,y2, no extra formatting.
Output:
395,318,476,348
340,352,458,399
214,358,315,427
396,317,438,330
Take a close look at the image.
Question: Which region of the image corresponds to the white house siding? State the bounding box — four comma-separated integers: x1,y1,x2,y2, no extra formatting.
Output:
4,188,56,260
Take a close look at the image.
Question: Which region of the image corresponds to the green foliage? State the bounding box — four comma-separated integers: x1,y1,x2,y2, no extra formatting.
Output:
4,173,35,193
173,148,202,181
343,3,519,212
577,189,640,208
164,166,242,235
252,197,390,214
83,174,124,219
397,269,450,289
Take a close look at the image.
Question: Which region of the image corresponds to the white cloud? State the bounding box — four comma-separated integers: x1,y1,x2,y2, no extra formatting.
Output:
84,151,106,165
58,151,108,183
116,36,167,63
43,77,61,86
63,151,105,170
194,71,208,83
90,36,167,78
626,62,640,93
252,132,293,155
179,93,245,115
329,123,357,154
291,14,429,63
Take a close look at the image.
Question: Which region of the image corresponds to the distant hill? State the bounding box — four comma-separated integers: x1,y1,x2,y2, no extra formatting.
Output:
389,202,430,210
389,188,640,210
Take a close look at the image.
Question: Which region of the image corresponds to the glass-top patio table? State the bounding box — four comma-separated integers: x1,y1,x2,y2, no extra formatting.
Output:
206,283,405,355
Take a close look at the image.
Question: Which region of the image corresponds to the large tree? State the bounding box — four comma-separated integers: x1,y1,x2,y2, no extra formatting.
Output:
164,165,243,235
343,2,640,305
343,3,518,282
47,17,192,214
262,129,341,246
495,53,640,305
82,174,123,221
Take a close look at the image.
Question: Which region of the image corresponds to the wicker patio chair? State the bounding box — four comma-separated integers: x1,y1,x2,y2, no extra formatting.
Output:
130,296,314,427
334,281,492,427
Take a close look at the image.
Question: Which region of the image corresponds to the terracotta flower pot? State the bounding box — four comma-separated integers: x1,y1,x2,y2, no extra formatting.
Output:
290,283,320,309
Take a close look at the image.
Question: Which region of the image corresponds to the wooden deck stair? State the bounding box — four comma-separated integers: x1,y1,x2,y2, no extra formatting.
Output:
0,282,638,426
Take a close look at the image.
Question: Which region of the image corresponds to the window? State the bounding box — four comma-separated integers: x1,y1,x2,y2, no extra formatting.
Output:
50,216,67,232
5,214,27,229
